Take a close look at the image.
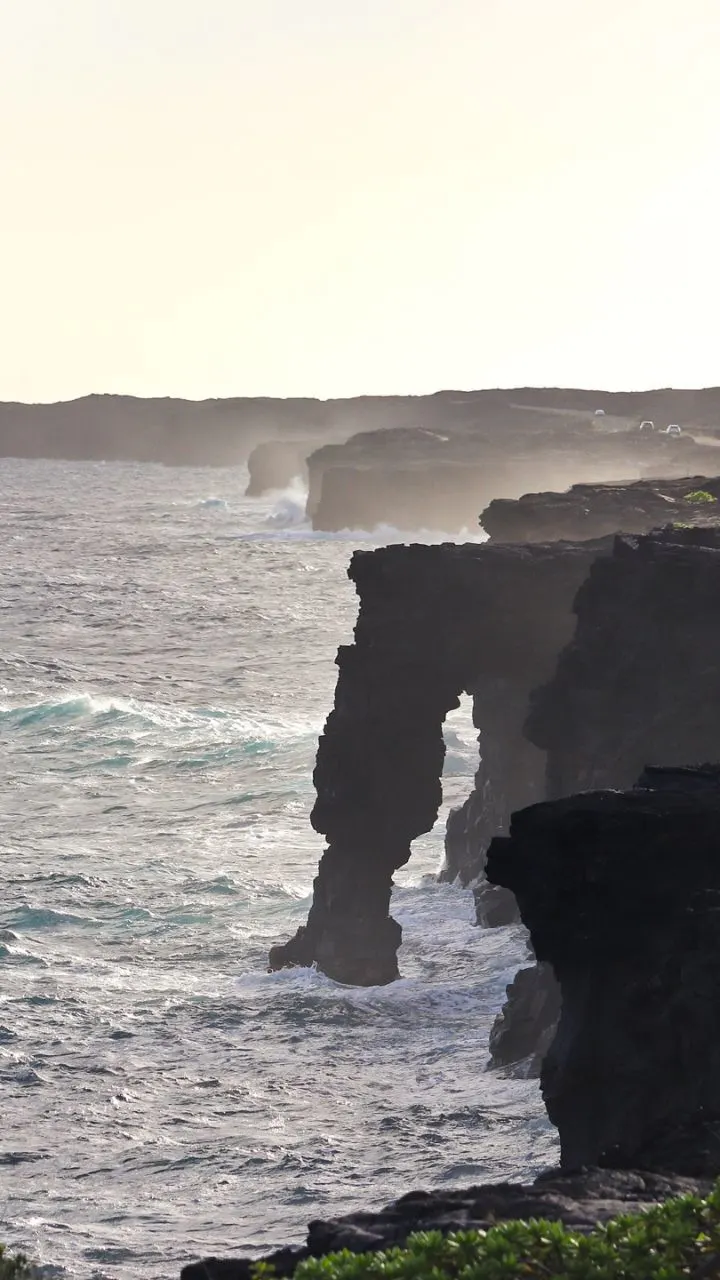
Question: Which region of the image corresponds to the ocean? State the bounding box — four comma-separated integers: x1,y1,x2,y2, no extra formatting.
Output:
0,459,556,1278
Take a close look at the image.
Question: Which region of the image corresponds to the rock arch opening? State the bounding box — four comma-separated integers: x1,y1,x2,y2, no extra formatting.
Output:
402,692,478,883
269,540,605,986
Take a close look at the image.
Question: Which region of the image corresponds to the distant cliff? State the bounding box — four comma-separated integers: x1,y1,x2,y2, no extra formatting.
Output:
0,391,445,467
6,387,720,473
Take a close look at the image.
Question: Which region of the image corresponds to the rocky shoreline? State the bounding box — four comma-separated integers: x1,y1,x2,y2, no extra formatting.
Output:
181,1170,713,1279
190,764,720,1277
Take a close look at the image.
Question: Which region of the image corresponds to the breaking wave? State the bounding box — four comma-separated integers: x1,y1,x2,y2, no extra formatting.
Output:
0,691,321,746
247,481,488,546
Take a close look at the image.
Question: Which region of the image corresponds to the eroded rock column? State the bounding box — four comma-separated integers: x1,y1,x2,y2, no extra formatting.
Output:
270,645,462,984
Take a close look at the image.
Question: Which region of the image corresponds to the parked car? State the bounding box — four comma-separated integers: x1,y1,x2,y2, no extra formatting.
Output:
638,420,655,432
594,408,606,416
665,423,683,437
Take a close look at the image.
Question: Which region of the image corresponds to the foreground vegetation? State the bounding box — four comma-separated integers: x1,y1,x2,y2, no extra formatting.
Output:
0,1247,34,1280
292,1183,720,1280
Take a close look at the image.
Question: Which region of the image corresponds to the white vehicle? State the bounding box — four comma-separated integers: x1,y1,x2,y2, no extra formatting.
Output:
638,420,655,432
594,408,606,416
665,423,682,437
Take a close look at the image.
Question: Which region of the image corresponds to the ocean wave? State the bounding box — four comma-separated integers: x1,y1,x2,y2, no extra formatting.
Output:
231,964,508,1030
2,457,546,1280
9,906,96,930
236,479,490,546
0,941,49,967
234,522,488,546
0,691,321,746
264,479,309,530
171,495,232,510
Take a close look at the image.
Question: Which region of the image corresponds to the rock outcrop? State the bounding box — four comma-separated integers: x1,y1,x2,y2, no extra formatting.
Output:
180,1169,712,1280
269,539,608,984
487,962,561,1077
487,767,720,1173
481,475,720,544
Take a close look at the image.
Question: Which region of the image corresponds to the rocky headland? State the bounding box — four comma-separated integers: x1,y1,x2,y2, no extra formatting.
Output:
306,390,720,533
270,524,720,989
481,475,720,543
264,515,720,1095
268,537,608,984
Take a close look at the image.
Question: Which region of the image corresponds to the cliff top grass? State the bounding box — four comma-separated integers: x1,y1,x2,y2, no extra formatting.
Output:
287,1182,720,1280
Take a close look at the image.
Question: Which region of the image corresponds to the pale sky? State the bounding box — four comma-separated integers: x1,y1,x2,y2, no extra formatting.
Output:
2,0,720,401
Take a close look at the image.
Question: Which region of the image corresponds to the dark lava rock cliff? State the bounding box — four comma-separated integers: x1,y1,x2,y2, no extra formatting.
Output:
487,767,720,1174
528,525,720,799
481,475,720,543
269,525,720,991
269,538,606,985
491,525,720,1074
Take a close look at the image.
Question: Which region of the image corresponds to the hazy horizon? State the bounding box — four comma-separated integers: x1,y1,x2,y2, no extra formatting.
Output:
3,0,720,403
7,381,720,409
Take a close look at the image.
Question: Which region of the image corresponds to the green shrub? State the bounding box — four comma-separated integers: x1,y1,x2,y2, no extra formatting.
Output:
294,1181,720,1280
0,1246,35,1279
683,490,717,504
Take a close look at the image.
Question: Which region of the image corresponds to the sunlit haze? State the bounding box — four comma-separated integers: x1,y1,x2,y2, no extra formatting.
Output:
2,0,720,401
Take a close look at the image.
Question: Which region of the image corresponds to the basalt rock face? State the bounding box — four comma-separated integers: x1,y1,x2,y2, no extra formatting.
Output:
487,769,720,1173
489,527,720,1078
268,540,608,984
487,962,561,1077
180,1170,711,1279
481,475,720,544
528,525,720,799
